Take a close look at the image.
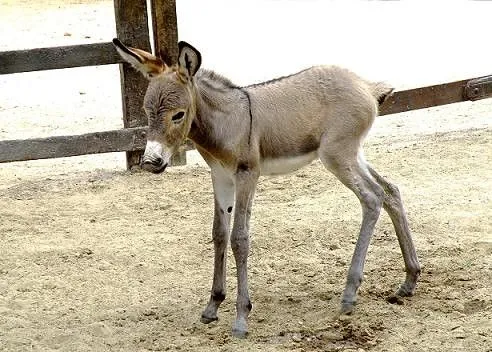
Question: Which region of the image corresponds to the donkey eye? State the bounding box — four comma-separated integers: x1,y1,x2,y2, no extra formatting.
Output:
171,111,185,122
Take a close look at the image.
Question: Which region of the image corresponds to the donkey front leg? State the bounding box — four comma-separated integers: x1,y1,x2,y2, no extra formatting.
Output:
230,165,258,338
201,166,235,323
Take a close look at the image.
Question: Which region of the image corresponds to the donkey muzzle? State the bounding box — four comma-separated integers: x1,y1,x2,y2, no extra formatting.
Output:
141,140,168,173
141,156,168,174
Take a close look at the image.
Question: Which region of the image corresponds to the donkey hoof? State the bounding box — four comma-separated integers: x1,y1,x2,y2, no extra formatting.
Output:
232,319,248,338
200,314,218,324
232,328,248,339
339,301,356,316
395,283,416,297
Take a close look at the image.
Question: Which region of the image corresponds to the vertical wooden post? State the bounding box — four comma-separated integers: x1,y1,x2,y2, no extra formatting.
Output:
114,0,151,170
149,0,186,166
150,0,179,68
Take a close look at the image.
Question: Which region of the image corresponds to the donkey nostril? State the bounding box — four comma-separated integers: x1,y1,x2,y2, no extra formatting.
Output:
141,156,162,166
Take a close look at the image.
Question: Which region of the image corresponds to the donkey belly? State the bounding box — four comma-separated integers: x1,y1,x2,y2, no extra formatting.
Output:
260,151,318,176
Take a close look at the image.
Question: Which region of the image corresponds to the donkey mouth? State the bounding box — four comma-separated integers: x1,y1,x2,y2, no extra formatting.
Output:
141,161,168,174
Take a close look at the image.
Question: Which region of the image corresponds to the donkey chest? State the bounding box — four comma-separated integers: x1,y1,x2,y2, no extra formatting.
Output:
260,151,318,176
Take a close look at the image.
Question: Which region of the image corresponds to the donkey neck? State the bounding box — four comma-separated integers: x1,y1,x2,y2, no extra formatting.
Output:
188,69,251,162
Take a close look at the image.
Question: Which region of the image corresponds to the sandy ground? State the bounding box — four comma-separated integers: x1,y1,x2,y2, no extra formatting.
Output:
1,1,491,351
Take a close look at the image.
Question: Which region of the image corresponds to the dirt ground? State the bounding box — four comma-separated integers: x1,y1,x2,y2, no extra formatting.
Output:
1,127,491,352
1,1,491,352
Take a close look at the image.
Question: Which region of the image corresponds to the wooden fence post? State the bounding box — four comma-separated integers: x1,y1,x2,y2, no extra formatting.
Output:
150,0,186,166
114,0,151,170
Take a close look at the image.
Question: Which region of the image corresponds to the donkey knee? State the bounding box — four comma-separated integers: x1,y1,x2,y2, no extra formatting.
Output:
384,181,402,203
231,230,249,254
385,181,400,198
361,187,384,218
381,182,407,220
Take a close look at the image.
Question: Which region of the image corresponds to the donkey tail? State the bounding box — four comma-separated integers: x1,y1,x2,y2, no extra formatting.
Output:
369,81,394,106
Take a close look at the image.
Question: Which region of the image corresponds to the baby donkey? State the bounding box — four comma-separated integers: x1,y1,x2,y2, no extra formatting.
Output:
113,38,421,337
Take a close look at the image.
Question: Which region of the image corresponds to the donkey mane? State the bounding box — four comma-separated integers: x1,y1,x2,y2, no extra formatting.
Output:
195,68,254,145
197,67,316,91
242,67,314,89
196,69,240,91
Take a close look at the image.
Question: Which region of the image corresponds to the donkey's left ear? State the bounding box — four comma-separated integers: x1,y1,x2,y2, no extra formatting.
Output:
178,41,202,78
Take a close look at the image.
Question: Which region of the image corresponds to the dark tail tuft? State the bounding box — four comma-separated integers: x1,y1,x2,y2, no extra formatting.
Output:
370,82,394,106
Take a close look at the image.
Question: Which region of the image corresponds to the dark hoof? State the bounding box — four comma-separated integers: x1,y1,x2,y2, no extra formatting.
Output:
200,315,218,324
340,301,355,316
395,285,415,297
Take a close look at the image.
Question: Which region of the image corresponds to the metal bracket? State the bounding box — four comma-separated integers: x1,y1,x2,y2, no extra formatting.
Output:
464,75,492,101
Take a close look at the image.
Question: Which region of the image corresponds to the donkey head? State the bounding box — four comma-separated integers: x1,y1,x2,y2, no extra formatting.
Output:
113,39,202,173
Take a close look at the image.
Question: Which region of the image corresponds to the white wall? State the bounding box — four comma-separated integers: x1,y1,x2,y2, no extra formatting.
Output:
177,0,492,89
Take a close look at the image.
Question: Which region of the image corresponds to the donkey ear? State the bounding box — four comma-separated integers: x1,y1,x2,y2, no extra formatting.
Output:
112,38,166,79
178,41,202,78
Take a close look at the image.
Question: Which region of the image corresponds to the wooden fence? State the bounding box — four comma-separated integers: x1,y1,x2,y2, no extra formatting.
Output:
0,0,185,169
0,1,491,167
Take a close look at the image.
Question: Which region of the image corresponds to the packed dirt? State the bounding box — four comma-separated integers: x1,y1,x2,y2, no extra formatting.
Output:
1,126,491,352
1,1,491,351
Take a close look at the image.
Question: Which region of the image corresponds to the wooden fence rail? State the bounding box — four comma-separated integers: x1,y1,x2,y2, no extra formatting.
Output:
0,43,123,74
0,127,147,163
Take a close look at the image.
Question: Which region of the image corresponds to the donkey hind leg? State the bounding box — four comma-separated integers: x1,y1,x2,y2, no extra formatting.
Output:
201,165,235,324
366,165,421,297
320,149,385,315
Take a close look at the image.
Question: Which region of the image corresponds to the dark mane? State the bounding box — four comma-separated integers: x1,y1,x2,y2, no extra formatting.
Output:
196,69,240,90
242,67,313,89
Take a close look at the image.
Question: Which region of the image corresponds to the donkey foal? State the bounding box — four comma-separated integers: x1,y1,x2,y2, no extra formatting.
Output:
113,39,421,337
